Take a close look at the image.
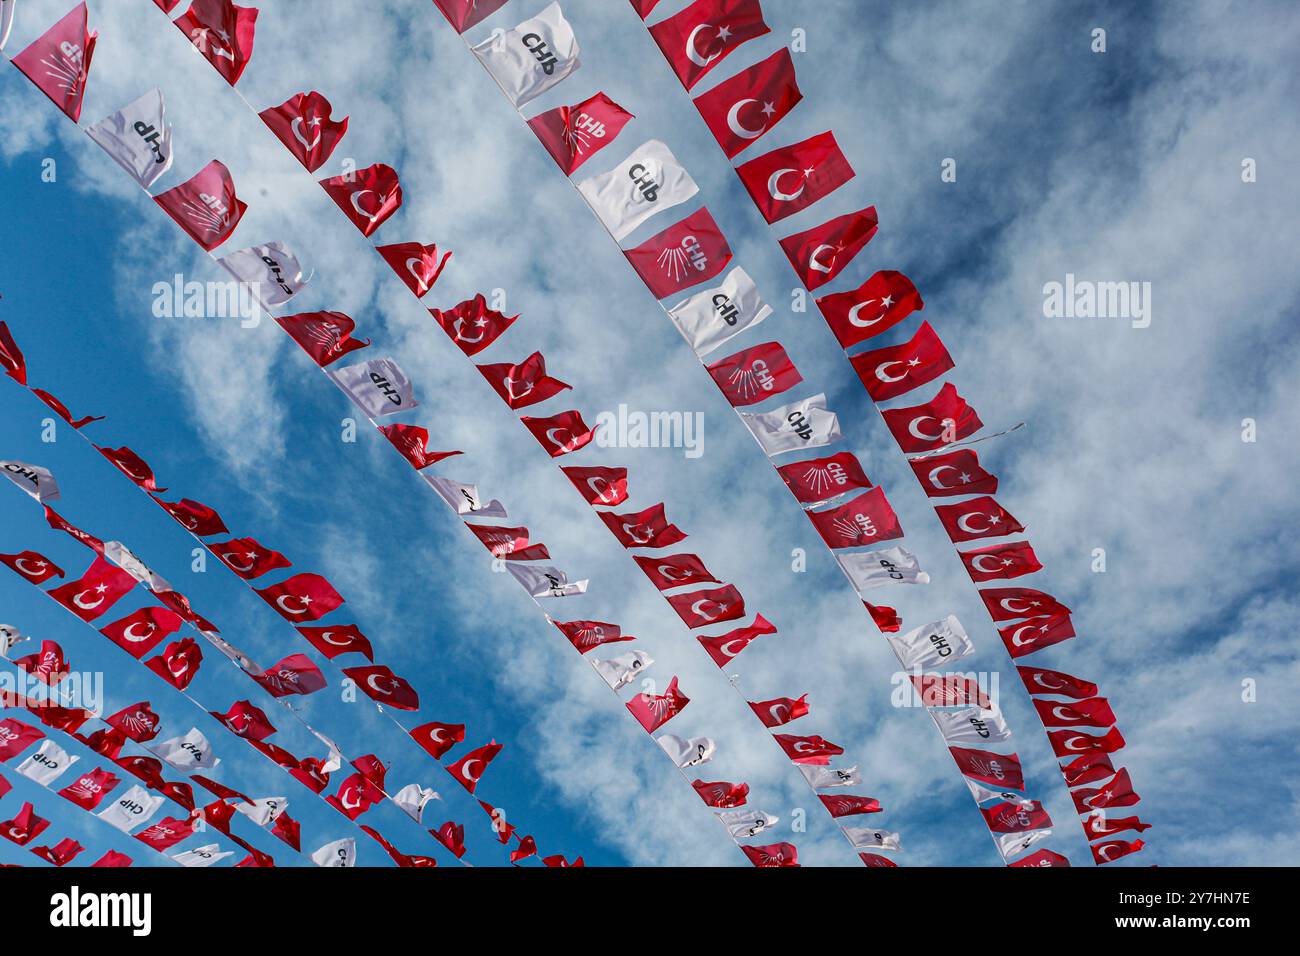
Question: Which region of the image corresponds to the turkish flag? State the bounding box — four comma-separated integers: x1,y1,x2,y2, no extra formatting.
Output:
850,321,953,402
882,383,982,454
1073,768,1139,812
1060,752,1115,787
135,816,195,852
154,160,246,251
32,837,84,866
693,48,801,157
864,601,902,633
428,294,518,356
175,0,257,85
154,496,229,536
960,541,1041,583
432,0,509,32
11,3,96,121
521,410,595,458
748,694,809,728
81,728,126,759
706,341,802,406
742,843,799,867
554,619,633,654
1009,848,1071,868
1,322,27,385
780,207,878,291
935,495,1023,543
327,771,382,820
13,641,70,686
342,665,420,711
259,91,348,172
1091,838,1145,865
651,0,770,90
777,452,871,505
1084,814,1151,840
820,794,882,818
296,624,373,661
999,614,1075,658
433,820,467,857
58,767,121,810
275,311,371,367
210,537,291,580
154,0,181,10
115,754,166,789
528,91,634,175
376,241,450,298
775,734,843,765
43,506,104,555
145,638,202,689
479,800,515,844
0,550,64,584
96,445,165,491
950,747,1024,790
561,465,629,506
1019,665,1097,700
629,0,661,18
668,584,745,629
319,163,402,237
412,721,465,759
0,719,44,761
693,779,750,808
909,449,998,499
1,803,50,846
624,207,732,300
105,701,161,742
626,676,690,732
446,740,503,794
255,653,327,698
737,131,853,225
599,502,687,549
477,352,572,409
379,423,459,470
31,389,104,429
1034,697,1116,729
510,835,538,865
912,674,993,709
255,573,344,622
981,587,1070,622
633,553,718,590
816,271,924,349
29,706,92,735
49,557,137,622
807,487,903,549
982,800,1052,834
1048,727,1125,758
696,613,776,666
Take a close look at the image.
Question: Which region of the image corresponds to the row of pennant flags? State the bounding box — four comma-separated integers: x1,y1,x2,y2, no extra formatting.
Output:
0,0,1151,867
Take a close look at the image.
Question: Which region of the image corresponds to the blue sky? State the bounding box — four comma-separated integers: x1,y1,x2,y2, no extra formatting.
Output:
1,0,1298,867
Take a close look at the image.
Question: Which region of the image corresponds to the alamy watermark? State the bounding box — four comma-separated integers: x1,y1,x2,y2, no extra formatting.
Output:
1042,273,1152,328
594,403,704,459
151,274,263,328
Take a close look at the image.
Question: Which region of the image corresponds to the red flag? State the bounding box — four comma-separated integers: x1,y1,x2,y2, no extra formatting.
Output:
58,767,121,810
0,719,44,761
510,835,538,865
912,674,993,709
748,694,808,728
32,837,85,866
175,0,257,85
145,638,203,689
104,702,161,742
152,496,229,536
598,502,687,548
154,160,246,251
1019,665,1097,700
115,754,166,789
255,573,344,622
859,852,897,868
528,91,634,175
255,653,327,698
81,728,126,760
1048,727,1125,758
379,423,460,470
777,452,871,505
629,0,661,18
48,557,136,622
960,541,1041,583
1060,752,1115,788
696,613,776,666
909,448,998,498
1084,815,1151,840
135,816,195,851
816,271,924,349
819,794,882,818
1072,768,1139,812
693,48,801,157
296,624,373,661
412,721,465,759
433,820,467,857
981,587,1070,622
561,465,629,506
258,91,347,172
477,352,571,409
736,130,853,224
742,842,799,867
1,803,50,846
155,0,181,10
1000,614,1076,658
14,641,70,686
1009,849,1071,868
428,294,518,356
43,507,103,555
775,734,843,765
850,321,953,402
806,487,903,548
651,0,770,90
633,553,718,590
882,383,982,454
30,705,92,735
1034,697,1116,729
554,619,633,654
693,779,749,808
1091,838,1145,865
0,550,65,584
780,207,878,291
467,524,531,558
950,747,1024,790
706,341,802,406
624,207,732,300
982,800,1052,833
31,388,103,429
446,740,503,794
626,676,689,732
275,311,370,367
210,537,291,580
935,495,1023,543
376,241,450,298
864,601,902,633
668,584,745,629
97,445,165,491
432,0,509,33
521,410,595,458
327,772,382,820
342,665,420,711
0,323,27,385
11,3,97,121
319,163,402,237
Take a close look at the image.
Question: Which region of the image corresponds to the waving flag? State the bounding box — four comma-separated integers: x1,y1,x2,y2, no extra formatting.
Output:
660,735,716,768
467,524,531,558
882,382,982,454
931,706,1012,745
935,495,1023,543
14,640,70,686
99,606,180,658
626,677,689,732
59,767,121,810
1092,838,1145,865
625,207,733,299
748,694,809,728
175,0,257,85
667,266,772,357
780,206,878,291
295,624,373,662
210,537,290,580
12,3,96,121
275,311,369,367
254,653,327,698
819,794,881,818
17,741,77,787
259,91,347,172
446,740,503,794
816,271,924,349
887,615,973,670
578,139,699,240
562,464,629,505
983,800,1052,834
380,423,460,469
718,807,779,839
341,664,420,711
432,0,509,33
155,497,228,536
411,721,464,761
424,475,506,518
470,2,581,108
629,0,661,17
31,837,86,866
1,460,59,502
693,48,801,157
950,747,1024,790
374,241,450,298
850,321,953,402
910,448,998,498
0,322,26,384
477,351,571,409
153,728,220,772
960,541,1041,582
651,0,769,90
255,573,344,622
49,556,136,622
693,779,749,808
0,720,44,762
507,563,588,598
598,502,686,548
521,410,594,457
741,842,798,867
1018,665,1098,700
633,553,718,590
736,130,854,223
154,160,246,251
528,91,633,175
837,546,929,592
740,392,841,456
31,388,103,429
105,702,161,743
697,613,776,667
1048,726,1125,758
320,163,402,237
912,673,992,709
777,451,871,505
775,734,843,765
593,650,653,690
706,341,802,406
145,637,202,690
1034,697,1116,728
1072,768,1139,812
97,446,164,491
668,584,745,629
554,619,633,653
807,487,902,549
217,241,307,307
429,294,518,356
844,828,901,852
329,357,418,418
999,614,1075,658
87,88,173,188
980,587,1070,622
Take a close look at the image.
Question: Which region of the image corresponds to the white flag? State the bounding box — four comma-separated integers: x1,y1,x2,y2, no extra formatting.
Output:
217,241,307,307
836,546,930,592
328,358,418,418
152,727,220,771
17,739,77,786
172,844,234,867
423,474,508,518
86,88,173,189
798,764,861,789
964,779,1034,806
931,707,1012,746
740,393,842,456
658,733,716,768
577,140,698,241
843,826,901,851
0,624,29,657
471,2,581,108
103,540,171,593
97,785,164,832
717,808,779,839
592,650,653,691
1,460,59,502
0,1,15,51
886,614,974,670
394,783,440,824
236,797,289,826
312,837,357,868
667,267,772,357
507,562,588,598
995,827,1052,861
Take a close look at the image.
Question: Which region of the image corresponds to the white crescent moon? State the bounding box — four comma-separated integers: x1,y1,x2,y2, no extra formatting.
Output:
339,786,361,810
545,428,576,453
686,23,721,68
1063,735,1089,752
14,558,46,578
623,523,653,544
1033,674,1065,690
587,477,615,502
451,317,487,343
122,622,156,643
875,360,908,383
1097,843,1120,862
367,674,395,696
690,600,719,621
321,631,350,647
502,376,533,402
908,415,946,441
406,256,432,286
221,551,256,573
769,704,790,725
956,513,992,535
427,727,446,744
970,554,1004,573
847,298,882,327
349,189,381,222
657,565,688,581
1000,598,1034,613
927,465,958,489
726,98,766,139
808,244,837,274
276,595,309,616
291,116,321,150
459,759,483,783
73,589,105,611
1051,706,1077,722
767,167,804,202
1010,624,1038,647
